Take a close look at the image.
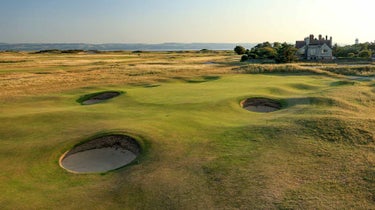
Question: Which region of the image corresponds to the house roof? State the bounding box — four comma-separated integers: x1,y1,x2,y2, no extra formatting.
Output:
295,35,333,49
295,41,305,49
309,39,332,48
307,43,331,50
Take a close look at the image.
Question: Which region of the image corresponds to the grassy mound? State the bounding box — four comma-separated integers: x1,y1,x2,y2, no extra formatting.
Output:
297,117,374,145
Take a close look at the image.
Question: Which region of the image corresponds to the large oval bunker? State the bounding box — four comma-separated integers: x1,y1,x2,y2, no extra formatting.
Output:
60,134,141,173
241,97,282,113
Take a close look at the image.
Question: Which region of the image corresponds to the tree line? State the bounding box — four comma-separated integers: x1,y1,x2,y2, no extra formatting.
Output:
234,42,297,63
333,42,375,58
235,41,374,63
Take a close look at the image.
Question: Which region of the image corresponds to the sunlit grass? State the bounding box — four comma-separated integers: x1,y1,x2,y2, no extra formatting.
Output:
0,51,236,97
0,51,374,209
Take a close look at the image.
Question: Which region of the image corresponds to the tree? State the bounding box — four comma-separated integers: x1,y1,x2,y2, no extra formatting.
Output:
247,42,277,59
248,52,258,59
368,42,375,51
240,54,249,62
275,43,298,63
273,42,281,49
258,46,277,59
333,42,371,58
234,45,246,55
358,50,371,58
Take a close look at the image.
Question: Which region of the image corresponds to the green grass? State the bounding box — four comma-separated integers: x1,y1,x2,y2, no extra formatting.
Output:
0,52,374,209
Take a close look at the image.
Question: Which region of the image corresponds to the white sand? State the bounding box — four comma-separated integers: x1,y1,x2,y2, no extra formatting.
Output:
61,147,137,173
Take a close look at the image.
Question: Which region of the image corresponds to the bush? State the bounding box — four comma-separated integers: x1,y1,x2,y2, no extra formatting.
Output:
275,43,298,63
240,54,249,62
234,45,246,55
358,50,371,58
240,42,296,63
258,47,277,59
248,53,258,59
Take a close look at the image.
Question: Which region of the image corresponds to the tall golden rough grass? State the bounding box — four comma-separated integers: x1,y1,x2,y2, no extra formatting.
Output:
1,51,373,98
0,51,236,98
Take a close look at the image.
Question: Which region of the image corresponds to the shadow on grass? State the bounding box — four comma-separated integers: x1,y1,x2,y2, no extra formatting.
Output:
330,80,357,86
185,75,221,83
282,96,358,111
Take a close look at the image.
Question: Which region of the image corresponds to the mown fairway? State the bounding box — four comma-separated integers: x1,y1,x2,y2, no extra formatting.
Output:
0,51,374,209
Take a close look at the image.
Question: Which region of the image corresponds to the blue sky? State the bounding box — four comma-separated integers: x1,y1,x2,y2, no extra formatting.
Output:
0,0,374,44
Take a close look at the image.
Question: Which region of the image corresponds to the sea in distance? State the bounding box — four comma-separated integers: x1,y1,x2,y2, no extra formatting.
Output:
0,43,256,51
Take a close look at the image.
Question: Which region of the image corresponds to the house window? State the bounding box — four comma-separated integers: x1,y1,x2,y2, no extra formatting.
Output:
322,49,328,54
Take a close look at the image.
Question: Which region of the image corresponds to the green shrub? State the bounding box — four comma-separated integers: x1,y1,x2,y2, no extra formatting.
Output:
240,54,249,62
234,46,246,55
358,50,371,58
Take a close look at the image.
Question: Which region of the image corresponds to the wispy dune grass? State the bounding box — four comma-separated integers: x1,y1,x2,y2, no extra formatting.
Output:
0,51,236,98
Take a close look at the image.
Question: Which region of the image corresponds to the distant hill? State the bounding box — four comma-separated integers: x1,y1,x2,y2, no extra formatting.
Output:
0,43,256,51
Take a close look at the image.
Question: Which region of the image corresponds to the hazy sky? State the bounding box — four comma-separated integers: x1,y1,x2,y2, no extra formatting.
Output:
0,0,374,44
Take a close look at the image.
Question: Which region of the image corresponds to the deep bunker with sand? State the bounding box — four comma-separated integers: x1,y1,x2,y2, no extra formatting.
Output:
241,97,282,113
77,91,122,105
60,134,141,173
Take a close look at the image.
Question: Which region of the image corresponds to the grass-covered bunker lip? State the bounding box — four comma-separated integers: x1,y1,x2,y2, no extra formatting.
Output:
59,133,142,174
77,90,123,105
240,97,282,113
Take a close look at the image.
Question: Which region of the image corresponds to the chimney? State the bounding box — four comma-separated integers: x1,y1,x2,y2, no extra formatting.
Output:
319,34,322,40
329,36,333,48
309,34,314,41
305,37,310,45
325,35,328,40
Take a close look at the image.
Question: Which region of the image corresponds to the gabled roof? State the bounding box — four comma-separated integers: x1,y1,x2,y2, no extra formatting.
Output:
309,39,332,48
295,41,305,49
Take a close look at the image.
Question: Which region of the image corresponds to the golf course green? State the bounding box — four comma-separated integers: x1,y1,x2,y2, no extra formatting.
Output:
0,51,374,209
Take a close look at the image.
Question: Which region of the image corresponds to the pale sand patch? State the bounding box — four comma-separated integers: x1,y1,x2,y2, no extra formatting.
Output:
61,148,137,173
60,134,141,173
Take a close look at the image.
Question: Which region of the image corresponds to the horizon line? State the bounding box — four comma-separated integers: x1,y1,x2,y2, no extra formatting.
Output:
0,41,358,46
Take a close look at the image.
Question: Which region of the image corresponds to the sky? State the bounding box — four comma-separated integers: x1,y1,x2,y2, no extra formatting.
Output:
0,0,374,45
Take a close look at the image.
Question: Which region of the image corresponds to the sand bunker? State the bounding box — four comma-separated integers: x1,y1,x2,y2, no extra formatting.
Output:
241,97,282,113
80,91,121,105
60,134,141,173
